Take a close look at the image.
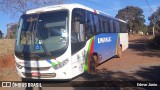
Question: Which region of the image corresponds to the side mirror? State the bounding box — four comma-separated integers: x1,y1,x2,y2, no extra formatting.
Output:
74,21,80,33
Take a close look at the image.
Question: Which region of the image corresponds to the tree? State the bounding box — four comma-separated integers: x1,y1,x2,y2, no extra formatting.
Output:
0,30,4,39
149,7,160,34
0,0,68,39
0,0,68,17
116,6,145,34
6,23,17,39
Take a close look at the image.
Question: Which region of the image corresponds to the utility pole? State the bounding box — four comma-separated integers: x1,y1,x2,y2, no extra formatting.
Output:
145,0,155,36
153,25,155,36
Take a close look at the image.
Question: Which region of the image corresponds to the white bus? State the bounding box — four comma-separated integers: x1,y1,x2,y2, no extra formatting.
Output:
15,3,128,80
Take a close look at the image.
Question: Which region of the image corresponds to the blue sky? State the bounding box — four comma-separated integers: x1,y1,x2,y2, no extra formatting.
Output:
0,0,160,36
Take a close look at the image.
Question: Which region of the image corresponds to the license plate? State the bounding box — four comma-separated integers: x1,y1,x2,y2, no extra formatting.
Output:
31,72,40,76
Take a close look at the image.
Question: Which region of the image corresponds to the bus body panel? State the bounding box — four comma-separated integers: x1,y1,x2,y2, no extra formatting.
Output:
71,33,122,76
94,33,119,63
14,45,73,79
71,48,86,77
120,33,128,51
14,3,128,80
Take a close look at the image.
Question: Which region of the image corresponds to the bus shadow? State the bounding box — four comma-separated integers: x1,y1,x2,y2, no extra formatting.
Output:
135,66,160,81
22,64,160,90
129,39,160,58
73,65,160,90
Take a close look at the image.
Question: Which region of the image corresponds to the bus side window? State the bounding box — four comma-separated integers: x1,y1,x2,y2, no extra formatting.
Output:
104,19,107,33
98,16,102,33
106,18,110,33
119,22,122,33
102,17,105,33
72,19,86,43
101,16,104,33
86,12,92,39
94,15,99,34
79,23,85,41
110,19,113,33
71,21,80,43
117,22,120,33
116,21,120,33
71,8,85,42
90,13,95,34
124,23,128,33
71,8,87,54
113,20,116,33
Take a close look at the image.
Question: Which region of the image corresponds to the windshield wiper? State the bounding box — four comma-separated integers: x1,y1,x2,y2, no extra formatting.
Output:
22,17,33,53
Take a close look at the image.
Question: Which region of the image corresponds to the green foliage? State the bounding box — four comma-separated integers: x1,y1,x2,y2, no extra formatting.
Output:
149,35,160,49
0,30,4,39
10,28,16,39
141,25,148,34
7,24,17,39
149,7,160,34
116,6,145,34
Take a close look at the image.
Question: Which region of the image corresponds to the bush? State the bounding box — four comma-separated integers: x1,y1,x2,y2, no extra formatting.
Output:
149,35,160,49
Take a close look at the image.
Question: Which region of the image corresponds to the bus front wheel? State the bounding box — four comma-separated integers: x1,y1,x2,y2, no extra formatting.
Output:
88,55,98,74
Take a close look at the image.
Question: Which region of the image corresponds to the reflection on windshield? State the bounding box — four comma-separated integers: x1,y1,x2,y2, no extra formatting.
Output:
15,10,68,57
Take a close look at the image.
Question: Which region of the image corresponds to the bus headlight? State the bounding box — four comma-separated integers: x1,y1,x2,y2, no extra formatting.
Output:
16,62,23,69
53,59,69,69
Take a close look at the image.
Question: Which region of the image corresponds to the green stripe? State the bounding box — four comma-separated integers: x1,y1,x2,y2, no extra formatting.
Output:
84,37,94,72
51,62,57,67
51,61,61,67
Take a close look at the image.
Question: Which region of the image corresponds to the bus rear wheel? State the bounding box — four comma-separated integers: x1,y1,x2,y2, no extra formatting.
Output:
88,55,98,74
116,46,122,58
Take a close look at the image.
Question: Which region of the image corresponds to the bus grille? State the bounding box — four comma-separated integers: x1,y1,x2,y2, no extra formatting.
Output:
22,72,56,78
25,67,50,71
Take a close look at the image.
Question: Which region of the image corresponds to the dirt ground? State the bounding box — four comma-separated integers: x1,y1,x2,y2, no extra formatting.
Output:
0,35,160,85
0,39,15,69
0,39,21,81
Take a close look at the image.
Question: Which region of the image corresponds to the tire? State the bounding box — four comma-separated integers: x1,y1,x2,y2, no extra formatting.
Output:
93,55,99,67
88,55,98,74
116,46,122,58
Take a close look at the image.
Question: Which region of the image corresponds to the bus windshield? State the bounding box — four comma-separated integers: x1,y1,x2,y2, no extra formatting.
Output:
15,10,68,59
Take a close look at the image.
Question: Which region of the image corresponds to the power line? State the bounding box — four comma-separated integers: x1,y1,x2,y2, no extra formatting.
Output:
144,0,153,14
144,0,155,36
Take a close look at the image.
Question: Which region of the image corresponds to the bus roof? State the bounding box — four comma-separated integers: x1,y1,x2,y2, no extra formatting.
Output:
26,3,126,23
